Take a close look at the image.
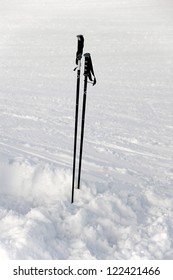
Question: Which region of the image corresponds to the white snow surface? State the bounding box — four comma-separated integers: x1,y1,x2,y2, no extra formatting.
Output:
0,0,173,259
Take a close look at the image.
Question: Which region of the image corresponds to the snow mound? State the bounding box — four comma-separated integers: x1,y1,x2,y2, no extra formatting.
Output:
0,158,71,205
0,157,173,260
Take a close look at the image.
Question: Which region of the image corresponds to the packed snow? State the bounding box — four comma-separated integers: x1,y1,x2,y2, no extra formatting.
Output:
0,0,173,259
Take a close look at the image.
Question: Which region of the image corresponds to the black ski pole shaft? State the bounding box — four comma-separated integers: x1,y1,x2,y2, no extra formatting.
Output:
71,61,80,202
77,53,96,190
71,35,84,204
77,74,88,189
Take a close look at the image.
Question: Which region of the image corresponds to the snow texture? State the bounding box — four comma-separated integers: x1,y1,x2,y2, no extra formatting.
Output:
0,0,173,259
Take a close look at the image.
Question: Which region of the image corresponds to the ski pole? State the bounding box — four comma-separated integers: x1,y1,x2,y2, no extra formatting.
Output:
77,53,96,190
71,35,84,204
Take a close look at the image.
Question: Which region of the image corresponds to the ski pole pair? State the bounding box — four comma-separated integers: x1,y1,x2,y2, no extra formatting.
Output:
71,35,96,203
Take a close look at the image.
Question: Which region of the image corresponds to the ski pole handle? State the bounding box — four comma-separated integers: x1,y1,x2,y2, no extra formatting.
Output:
76,35,84,64
84,53,97,86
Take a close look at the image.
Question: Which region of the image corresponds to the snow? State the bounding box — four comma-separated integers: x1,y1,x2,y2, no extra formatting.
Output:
0,0,173,259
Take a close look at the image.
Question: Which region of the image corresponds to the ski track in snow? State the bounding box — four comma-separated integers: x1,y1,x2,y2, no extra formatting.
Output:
0,0,173,259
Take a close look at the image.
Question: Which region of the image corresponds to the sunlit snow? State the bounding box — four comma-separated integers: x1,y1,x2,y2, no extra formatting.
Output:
0,0,173,259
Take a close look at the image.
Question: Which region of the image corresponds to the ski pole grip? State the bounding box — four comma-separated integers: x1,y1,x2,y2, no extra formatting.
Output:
84,53,91,76
76,35,84,64
84,53,96,86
